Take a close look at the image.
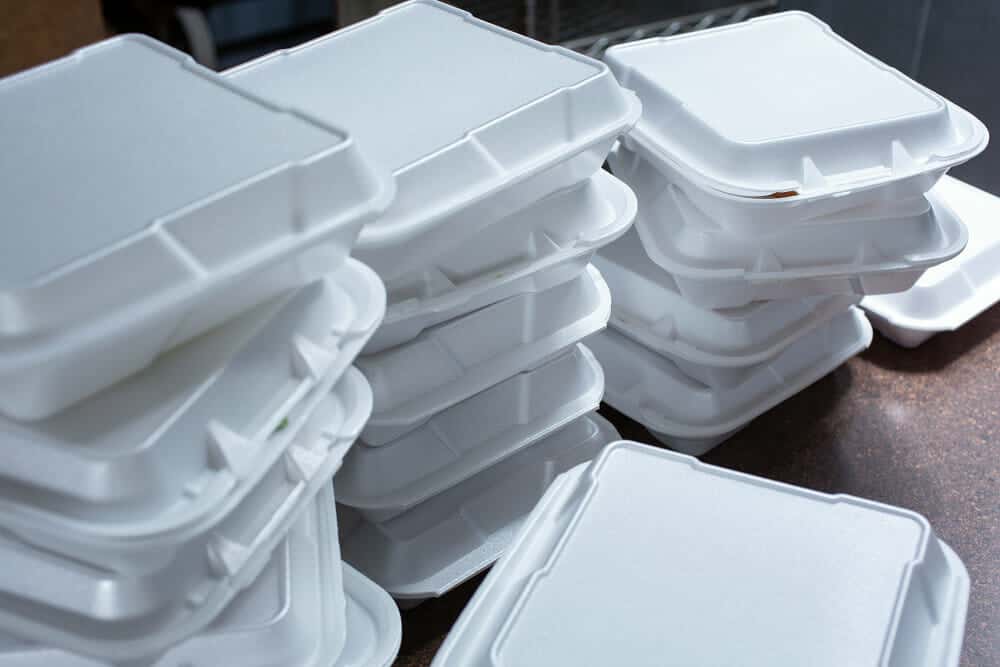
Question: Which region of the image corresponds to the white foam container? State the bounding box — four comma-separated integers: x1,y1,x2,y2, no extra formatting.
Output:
227,0,640,282
330,563,403,667
339,413,619,603
433,442,970,667
863,176,1000,347
0,501,401,667
0,35,392,421
0,486,346,666
337,344,604,522
606,11,987,216
359,265,610,446
609,147,968,309
366,170,636,354
596,227,859,386
0,369,372,663
0,261,383,573
588,308,872,455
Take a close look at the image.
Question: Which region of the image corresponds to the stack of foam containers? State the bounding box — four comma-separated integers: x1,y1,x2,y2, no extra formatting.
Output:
226,0,640,606
588,11,988,456
0,36,402,666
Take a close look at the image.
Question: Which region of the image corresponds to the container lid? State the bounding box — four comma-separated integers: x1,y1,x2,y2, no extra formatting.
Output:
609,146,969,284
228,0,639,277
0,260,384,546
0,369,372,662
339,413,619,600
596,228,859,367
862,176,1000,335
605,11,988,198
587,307,871,441
433,441,970,667
366,169,635,354
337,344,604,521
359,265,610,445
0,34,391,339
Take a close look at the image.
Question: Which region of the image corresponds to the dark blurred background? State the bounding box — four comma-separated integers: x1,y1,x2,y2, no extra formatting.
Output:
2,0,996,192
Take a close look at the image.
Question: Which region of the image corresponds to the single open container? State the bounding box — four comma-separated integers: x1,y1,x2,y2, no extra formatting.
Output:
359,265,610,446
0,261,383,573
0,369,371,663
227,0,640,282
588,308,872,455
337,344,604,522
863,176,1000,347
0,495,402,667
606,12,987,218
608,147,967,309
0,35,392,421
366,170,635,354
596,227,859,384
433,442,969,667
339,413,619,604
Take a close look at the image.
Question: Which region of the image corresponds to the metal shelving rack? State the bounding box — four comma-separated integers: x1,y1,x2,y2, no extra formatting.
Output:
557,0,778,57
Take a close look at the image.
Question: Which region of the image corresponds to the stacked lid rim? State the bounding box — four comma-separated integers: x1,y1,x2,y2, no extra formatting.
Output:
605,11,988,202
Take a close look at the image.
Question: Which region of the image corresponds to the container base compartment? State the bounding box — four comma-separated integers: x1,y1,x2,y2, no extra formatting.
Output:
862,176,1000,347
588,307,872,456
359,265,610,445
338,414,619,603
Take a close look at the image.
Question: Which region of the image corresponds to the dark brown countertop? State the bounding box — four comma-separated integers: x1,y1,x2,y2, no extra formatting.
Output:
393,304,1000,667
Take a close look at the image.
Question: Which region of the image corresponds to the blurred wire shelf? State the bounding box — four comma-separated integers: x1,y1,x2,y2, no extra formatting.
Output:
559,0,778,57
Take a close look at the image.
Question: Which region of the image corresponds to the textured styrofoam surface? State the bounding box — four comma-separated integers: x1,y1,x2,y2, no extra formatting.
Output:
228,0,639,281
0,35,391,420
0,487,348,666
366,170,635,354
338,344,604,522
596,227,859,374
434,442,970,667
607,12,987,200
0,519,401,667
608,146,968,309
863,176,1000,347
0,261,383,571
588,308,872,455
339,413,619,601
0,369,371,662
359,265,609,445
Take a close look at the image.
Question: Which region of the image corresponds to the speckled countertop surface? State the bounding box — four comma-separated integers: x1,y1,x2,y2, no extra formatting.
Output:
391,305,1000,667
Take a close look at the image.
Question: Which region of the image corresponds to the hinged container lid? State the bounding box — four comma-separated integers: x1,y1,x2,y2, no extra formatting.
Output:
606,11,987,198
433,442,969,667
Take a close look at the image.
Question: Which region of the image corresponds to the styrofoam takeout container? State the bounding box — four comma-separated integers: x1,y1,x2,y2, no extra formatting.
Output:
596,227,859,386
0,500,402,667
863,176,1000,347
339,413,619,603
433,442,969,667
0,35,392,421
0,261,383,573
337,344,604,522
329,563,402,667
606,11,987,218
0,486,347,667
588,308,872,455
609,147,968,309
227,0,640,282
366,170,636,354
359,265,610,445
0,369,372,663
